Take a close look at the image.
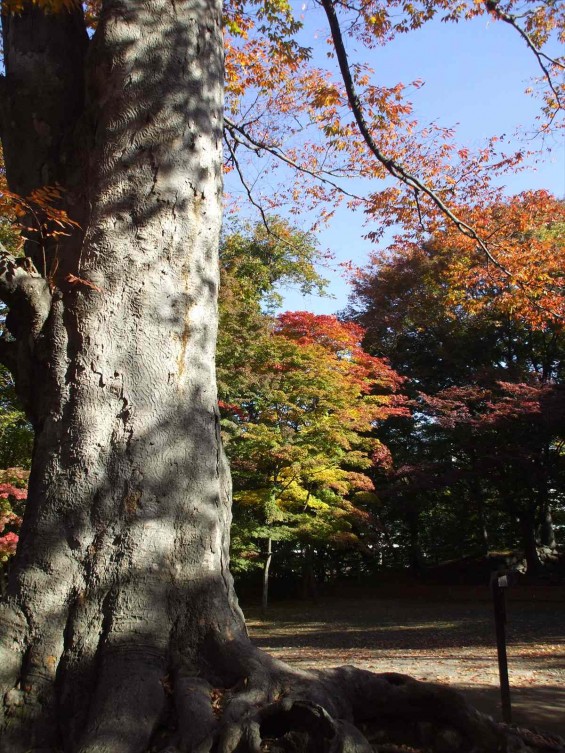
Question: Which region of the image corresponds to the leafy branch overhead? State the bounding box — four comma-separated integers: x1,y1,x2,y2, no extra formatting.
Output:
223,0,563,317
1,0,562,321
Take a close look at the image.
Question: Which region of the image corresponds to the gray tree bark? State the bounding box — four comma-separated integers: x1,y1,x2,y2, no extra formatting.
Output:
0,2,561,752
0,1,247,749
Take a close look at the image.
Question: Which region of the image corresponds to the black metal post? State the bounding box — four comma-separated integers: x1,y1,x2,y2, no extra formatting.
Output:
491,573,512,723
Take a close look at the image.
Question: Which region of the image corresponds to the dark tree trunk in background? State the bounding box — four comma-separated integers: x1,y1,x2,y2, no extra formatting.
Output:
407,507,423,576
537,462,556,550
261,537,272,615
301,544,319,603
0,2,557,752
540,508,557,550
468,453,489,556
520,508,542,576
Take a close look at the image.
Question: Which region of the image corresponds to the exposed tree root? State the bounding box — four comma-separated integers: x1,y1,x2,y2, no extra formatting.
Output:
159,644,565,753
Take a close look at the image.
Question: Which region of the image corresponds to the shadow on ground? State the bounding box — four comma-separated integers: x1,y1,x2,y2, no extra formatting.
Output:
458,685,565,738
245,594,565,738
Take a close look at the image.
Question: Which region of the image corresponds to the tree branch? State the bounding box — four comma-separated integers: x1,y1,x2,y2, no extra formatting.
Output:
484,0,564,114
318,0,563,321
0,244,52,339
226,134,334,264
224,117,363,201
225,136,275,238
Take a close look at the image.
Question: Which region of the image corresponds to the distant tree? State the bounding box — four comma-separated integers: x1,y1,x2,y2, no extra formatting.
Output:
423,381,565,572
348,200,565,570
221,311,406,606
0,365,33,471
217,218,328,410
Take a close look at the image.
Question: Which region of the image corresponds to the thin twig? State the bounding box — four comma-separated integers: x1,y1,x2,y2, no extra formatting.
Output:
413,189,425,233
224,116,363,201
225,135,273,238
485,0,564,113
225,134,330,265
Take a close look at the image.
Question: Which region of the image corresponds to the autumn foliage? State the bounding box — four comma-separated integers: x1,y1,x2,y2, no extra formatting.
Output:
220,310,407,574
348,208,565,573
0,468,28,565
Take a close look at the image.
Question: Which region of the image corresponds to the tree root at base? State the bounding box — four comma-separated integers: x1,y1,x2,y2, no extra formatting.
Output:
3,624,563,753
156,651,565,753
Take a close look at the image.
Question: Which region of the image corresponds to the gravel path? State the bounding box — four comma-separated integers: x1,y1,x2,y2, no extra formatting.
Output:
245,594,565,737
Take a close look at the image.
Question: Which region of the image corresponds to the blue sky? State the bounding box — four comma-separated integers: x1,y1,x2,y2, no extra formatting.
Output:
225,9,565,315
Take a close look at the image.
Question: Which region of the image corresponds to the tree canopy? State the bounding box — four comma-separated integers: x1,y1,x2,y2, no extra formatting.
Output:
347,199,565,574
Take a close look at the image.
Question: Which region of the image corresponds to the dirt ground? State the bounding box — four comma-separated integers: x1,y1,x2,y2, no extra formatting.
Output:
244,590,565,738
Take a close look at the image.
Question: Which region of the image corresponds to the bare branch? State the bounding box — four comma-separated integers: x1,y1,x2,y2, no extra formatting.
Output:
413,189,425,233
224,117,364,201
225,136,334,265
225,136,274,238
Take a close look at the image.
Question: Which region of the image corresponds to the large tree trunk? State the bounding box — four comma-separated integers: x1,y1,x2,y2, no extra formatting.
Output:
0,2,562,752
0,0,247,749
